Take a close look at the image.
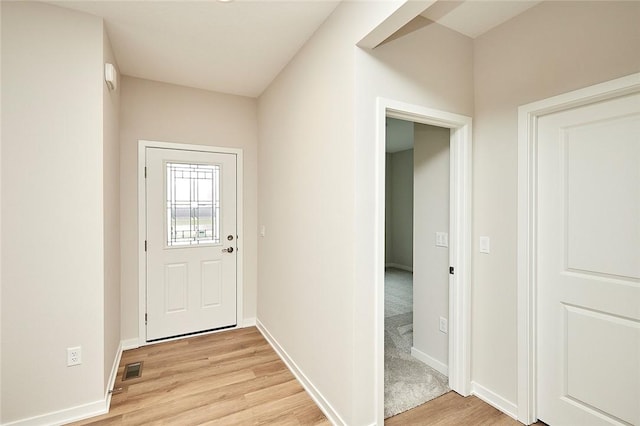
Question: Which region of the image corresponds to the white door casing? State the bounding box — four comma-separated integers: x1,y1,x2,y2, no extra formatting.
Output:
138,141,244,344
518,73,640,425
375,98,473,425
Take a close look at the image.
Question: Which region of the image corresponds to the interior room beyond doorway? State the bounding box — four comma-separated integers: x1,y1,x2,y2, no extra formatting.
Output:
384,118,452,418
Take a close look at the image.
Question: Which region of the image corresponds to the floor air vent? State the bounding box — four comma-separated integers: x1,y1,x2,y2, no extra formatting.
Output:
122,361,143,380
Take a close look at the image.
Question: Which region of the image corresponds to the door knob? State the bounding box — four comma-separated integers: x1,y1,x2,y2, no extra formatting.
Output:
222,247,234,253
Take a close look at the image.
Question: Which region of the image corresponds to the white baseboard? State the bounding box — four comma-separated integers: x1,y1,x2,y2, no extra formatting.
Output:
411,347,448,376
385,263,413,272
242,317,256,327
1,399,107,426
471,381,518,420
121,338,140,351
256,319,346,426
104,341,124,408
2,340,130,426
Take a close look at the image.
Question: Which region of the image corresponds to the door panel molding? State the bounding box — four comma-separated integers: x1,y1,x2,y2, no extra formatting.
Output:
517,72,640,425
375,98,473,424
137,140,244,346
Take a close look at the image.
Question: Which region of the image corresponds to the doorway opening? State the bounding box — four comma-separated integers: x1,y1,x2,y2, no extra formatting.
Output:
384,119,451,418
375,98,472,424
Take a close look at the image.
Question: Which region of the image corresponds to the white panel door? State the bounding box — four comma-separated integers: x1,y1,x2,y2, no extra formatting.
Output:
537,92,640,425
146,147,237,341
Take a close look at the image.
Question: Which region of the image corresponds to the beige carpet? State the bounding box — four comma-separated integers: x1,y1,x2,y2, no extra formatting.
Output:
384,268,450,418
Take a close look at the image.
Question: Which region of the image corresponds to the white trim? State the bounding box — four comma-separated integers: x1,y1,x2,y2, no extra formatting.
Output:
121,338,140,351
242,317,257,327
137,140,244,346
256,319,347,426
137,141,146,347
384,263,413,272
104,342,123,411
375,98,473,425
516,72,640,425
411,347,448,376
471,381,518,420
1,400,107,426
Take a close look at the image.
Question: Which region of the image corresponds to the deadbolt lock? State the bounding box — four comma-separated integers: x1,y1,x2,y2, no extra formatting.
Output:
227,235,234,241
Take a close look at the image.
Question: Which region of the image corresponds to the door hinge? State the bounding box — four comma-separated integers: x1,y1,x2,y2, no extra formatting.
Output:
145,313,148,324
144,240,147,252
449,266,454,275
144,166,147,178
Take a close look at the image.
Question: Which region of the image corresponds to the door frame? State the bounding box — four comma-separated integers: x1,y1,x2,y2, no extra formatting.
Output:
375,98,473,423
137,140,244,346
516,72,640,424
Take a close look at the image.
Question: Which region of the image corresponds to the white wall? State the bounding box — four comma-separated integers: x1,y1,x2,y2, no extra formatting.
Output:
1,2,107,422
472,0,640,404
103,28,121,388
119,76,258,341
412,123,450,370
257,2,410,424
257,7,358,423
385,149,414,269
354,19,474,423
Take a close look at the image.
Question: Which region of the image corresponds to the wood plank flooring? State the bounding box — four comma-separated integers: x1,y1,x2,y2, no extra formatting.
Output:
71,327,537,425
71,327,329,426
385,391,543,425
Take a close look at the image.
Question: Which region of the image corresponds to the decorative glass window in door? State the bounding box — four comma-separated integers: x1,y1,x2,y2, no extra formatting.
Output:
166,162,220,246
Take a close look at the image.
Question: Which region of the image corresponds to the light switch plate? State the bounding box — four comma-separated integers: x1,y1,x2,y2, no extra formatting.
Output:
479,236,490,254
435,232,448,248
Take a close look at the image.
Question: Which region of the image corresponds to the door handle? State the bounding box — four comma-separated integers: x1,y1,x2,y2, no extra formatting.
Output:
222,247,234,253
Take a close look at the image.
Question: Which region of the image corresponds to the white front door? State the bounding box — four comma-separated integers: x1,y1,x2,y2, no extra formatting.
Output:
145,147,237,341
536,92,640,425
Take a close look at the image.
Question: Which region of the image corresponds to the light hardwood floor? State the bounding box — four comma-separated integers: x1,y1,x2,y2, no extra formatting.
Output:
71,327,329,425
71,327,536,425
385,391,544,425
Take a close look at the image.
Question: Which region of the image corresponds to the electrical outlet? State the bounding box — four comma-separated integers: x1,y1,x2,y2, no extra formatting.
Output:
439,317,448,334
67,346,82,366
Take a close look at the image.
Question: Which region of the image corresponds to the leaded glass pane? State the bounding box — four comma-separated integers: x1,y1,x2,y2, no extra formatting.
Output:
166,162,220,246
